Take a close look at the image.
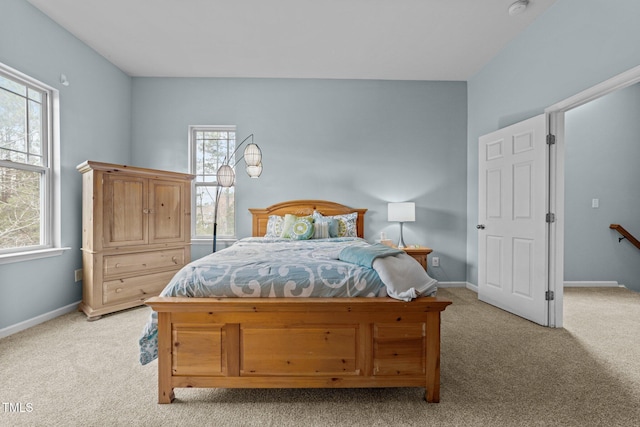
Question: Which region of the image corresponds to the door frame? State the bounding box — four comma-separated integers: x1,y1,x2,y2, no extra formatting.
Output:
545,64,640,328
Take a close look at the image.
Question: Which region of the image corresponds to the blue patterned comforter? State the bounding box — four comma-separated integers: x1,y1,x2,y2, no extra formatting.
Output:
159,237,387,299
139,237,389,364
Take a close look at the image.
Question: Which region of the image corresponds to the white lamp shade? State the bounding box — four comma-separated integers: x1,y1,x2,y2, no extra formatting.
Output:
388,202,415,222
216,164,235,187
246,162,262,178
243,143,262,167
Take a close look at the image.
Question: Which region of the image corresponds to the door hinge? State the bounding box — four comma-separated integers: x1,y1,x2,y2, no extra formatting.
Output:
547,134,556,145
546,213,555,223
545,291,555,301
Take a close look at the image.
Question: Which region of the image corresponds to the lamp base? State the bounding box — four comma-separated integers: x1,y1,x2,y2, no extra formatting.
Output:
397,222,407,248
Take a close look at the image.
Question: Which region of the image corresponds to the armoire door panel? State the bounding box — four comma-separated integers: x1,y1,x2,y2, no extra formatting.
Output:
103,175,148,247
149,180,185,244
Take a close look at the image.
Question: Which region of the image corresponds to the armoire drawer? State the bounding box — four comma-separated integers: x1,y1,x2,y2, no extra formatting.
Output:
103,270,178,305
103,248,185,278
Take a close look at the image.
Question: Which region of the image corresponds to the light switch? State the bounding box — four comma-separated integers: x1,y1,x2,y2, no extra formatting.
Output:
592,198,599,208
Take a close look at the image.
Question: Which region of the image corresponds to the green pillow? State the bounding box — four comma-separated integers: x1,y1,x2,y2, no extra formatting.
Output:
281,214,314,239
290,217,315,240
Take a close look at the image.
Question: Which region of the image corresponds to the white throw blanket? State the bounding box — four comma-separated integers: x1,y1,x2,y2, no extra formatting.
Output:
372,253,438,301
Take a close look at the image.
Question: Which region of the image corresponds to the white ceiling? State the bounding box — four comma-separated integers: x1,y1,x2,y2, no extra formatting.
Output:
26,0,557,81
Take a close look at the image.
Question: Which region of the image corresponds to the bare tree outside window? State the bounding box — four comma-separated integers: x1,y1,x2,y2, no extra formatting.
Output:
0,167,41,248
0,69,49,253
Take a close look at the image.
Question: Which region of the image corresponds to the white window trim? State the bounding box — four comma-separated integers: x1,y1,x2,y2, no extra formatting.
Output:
0,247,69,265
188,125,238,242
0,62,67,263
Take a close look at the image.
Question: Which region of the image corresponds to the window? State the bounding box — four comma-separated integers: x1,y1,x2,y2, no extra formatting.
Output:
0,64,55,258
189,126,237,240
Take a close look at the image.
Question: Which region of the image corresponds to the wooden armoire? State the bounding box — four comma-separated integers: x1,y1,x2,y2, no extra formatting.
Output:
77,161,194,319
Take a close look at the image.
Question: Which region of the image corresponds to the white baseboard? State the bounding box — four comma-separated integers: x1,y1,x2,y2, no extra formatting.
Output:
0,300,80,339
563,281,620,288
439,281,478,293
466,282,478,293
438,281,621,298
438,281,466,288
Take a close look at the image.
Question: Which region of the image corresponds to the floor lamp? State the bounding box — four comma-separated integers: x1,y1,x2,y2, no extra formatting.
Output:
213,134,262,252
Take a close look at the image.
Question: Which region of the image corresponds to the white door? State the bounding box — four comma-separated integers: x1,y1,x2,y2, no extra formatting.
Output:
478,114,548,325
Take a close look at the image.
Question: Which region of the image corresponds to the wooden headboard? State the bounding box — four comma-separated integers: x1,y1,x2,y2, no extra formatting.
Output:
249,200,367,238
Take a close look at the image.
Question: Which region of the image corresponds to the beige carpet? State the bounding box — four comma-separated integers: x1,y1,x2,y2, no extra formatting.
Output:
1,287,639,426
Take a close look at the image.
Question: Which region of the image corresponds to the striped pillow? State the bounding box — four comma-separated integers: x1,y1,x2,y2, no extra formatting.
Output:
313,221,330,239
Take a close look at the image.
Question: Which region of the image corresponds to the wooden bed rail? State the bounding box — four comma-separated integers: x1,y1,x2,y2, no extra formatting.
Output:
610,224,640,250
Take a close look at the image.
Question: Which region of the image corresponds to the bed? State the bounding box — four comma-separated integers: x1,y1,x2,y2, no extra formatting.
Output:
142,200,452,404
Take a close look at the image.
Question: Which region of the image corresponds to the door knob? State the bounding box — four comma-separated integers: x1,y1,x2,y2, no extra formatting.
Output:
476,224,485,230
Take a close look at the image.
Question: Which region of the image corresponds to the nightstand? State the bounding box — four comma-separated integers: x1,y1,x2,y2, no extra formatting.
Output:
401,246,433,271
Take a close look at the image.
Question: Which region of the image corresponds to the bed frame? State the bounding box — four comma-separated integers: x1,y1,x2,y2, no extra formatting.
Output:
145,200,452,404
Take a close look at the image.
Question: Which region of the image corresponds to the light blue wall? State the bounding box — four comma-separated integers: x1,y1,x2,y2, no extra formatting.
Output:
0,0,132,330
1,1,467,333
131,78,468,280
466,0,640,285
564,83,640,291
10,0,639,332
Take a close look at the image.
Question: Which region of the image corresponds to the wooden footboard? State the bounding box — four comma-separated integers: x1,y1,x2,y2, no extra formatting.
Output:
146,296,451,404
145,201,452,403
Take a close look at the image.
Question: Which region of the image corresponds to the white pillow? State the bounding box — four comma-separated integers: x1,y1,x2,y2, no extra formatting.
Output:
264,215,284,237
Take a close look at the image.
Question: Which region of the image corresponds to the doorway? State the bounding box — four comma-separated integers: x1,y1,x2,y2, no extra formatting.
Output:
564,83,640,289
546,65,640,327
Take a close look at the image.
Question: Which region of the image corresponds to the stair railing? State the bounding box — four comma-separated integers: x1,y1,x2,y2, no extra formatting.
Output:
610,224,640,251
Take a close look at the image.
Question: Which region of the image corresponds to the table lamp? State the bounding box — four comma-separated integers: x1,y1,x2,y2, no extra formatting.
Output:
387,202,415,248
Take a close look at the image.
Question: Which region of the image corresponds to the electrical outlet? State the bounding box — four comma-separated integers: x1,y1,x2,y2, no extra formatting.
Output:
432,257,440,267
74,269,83,282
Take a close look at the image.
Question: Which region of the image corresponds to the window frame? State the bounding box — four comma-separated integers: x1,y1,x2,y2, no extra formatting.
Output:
188,125,238,243
0,62,66,264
